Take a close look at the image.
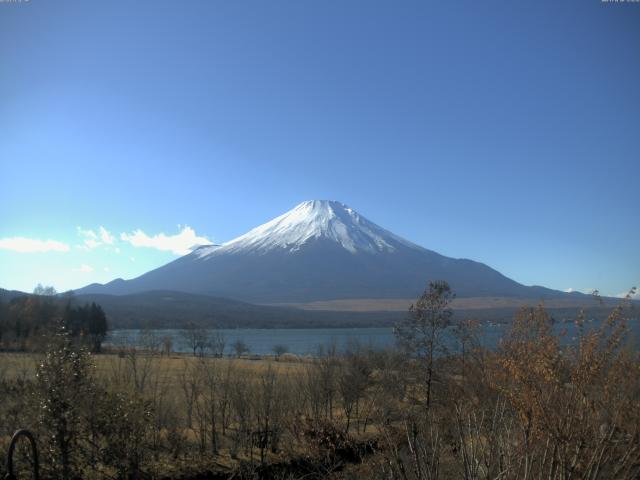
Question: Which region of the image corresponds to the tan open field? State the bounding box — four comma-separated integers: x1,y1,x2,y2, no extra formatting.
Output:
0,350,308,386
269,295,611,312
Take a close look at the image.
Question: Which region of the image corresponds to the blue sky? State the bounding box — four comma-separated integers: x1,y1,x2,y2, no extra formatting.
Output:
0,0,638,297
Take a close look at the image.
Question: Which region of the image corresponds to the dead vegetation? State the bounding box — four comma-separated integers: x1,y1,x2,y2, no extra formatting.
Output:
0,285,637,479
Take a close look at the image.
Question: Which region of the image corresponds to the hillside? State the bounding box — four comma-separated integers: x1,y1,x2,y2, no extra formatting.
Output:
73,290,402,329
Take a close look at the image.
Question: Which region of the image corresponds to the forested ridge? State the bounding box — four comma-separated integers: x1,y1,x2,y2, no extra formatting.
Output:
0,285,108,352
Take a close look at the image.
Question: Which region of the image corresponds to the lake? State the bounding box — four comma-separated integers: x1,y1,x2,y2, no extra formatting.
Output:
105,319,640,356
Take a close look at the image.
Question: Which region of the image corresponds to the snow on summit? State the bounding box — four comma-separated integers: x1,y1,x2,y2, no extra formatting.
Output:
195,200,420,257
76,200,568,302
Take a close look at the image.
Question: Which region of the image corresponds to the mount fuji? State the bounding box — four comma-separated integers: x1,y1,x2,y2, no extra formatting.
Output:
76,200,571,303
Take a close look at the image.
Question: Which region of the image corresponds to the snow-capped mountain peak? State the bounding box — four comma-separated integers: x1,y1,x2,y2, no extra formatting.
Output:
195,200,420,257
76,200,567,303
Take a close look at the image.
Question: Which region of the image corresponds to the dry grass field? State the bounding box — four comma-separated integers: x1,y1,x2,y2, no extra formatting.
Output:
0,350,307,386
271,295,615,312
1,294,638,479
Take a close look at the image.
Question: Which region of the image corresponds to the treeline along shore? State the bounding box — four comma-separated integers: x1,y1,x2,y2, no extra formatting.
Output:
0,285,108,353
0,283,638,479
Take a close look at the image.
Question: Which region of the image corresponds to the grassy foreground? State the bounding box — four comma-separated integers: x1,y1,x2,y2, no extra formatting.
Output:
0,298,639,479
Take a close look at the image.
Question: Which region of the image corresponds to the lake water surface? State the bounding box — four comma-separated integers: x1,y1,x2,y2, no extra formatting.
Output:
106,320,640,356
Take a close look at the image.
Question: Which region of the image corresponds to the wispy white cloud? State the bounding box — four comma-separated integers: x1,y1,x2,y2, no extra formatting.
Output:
0,237,70,253
120,226,211,255
77,226,115,249
566,287,638,299
75,264,94,273
99,226,114,245
564,287,596,295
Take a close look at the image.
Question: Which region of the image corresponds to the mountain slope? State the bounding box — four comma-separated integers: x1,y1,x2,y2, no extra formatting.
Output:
73,290,620,329
75,200,574,303
73,290,403,329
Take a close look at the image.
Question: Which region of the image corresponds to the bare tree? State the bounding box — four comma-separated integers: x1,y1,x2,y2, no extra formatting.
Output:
178,360,200,434
272,344,288,360
33,283,57,296
338,347,373,433
394,280,454,409
313,342,339,422
252,366,283,464
180,322,210,356
161,335,173,356
125,344,156,393
232,339,249,358
229,373,252,457
195,357,223,455
452,317,482,383
217,360,237,436
140,328,161,354
210,330,226,357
